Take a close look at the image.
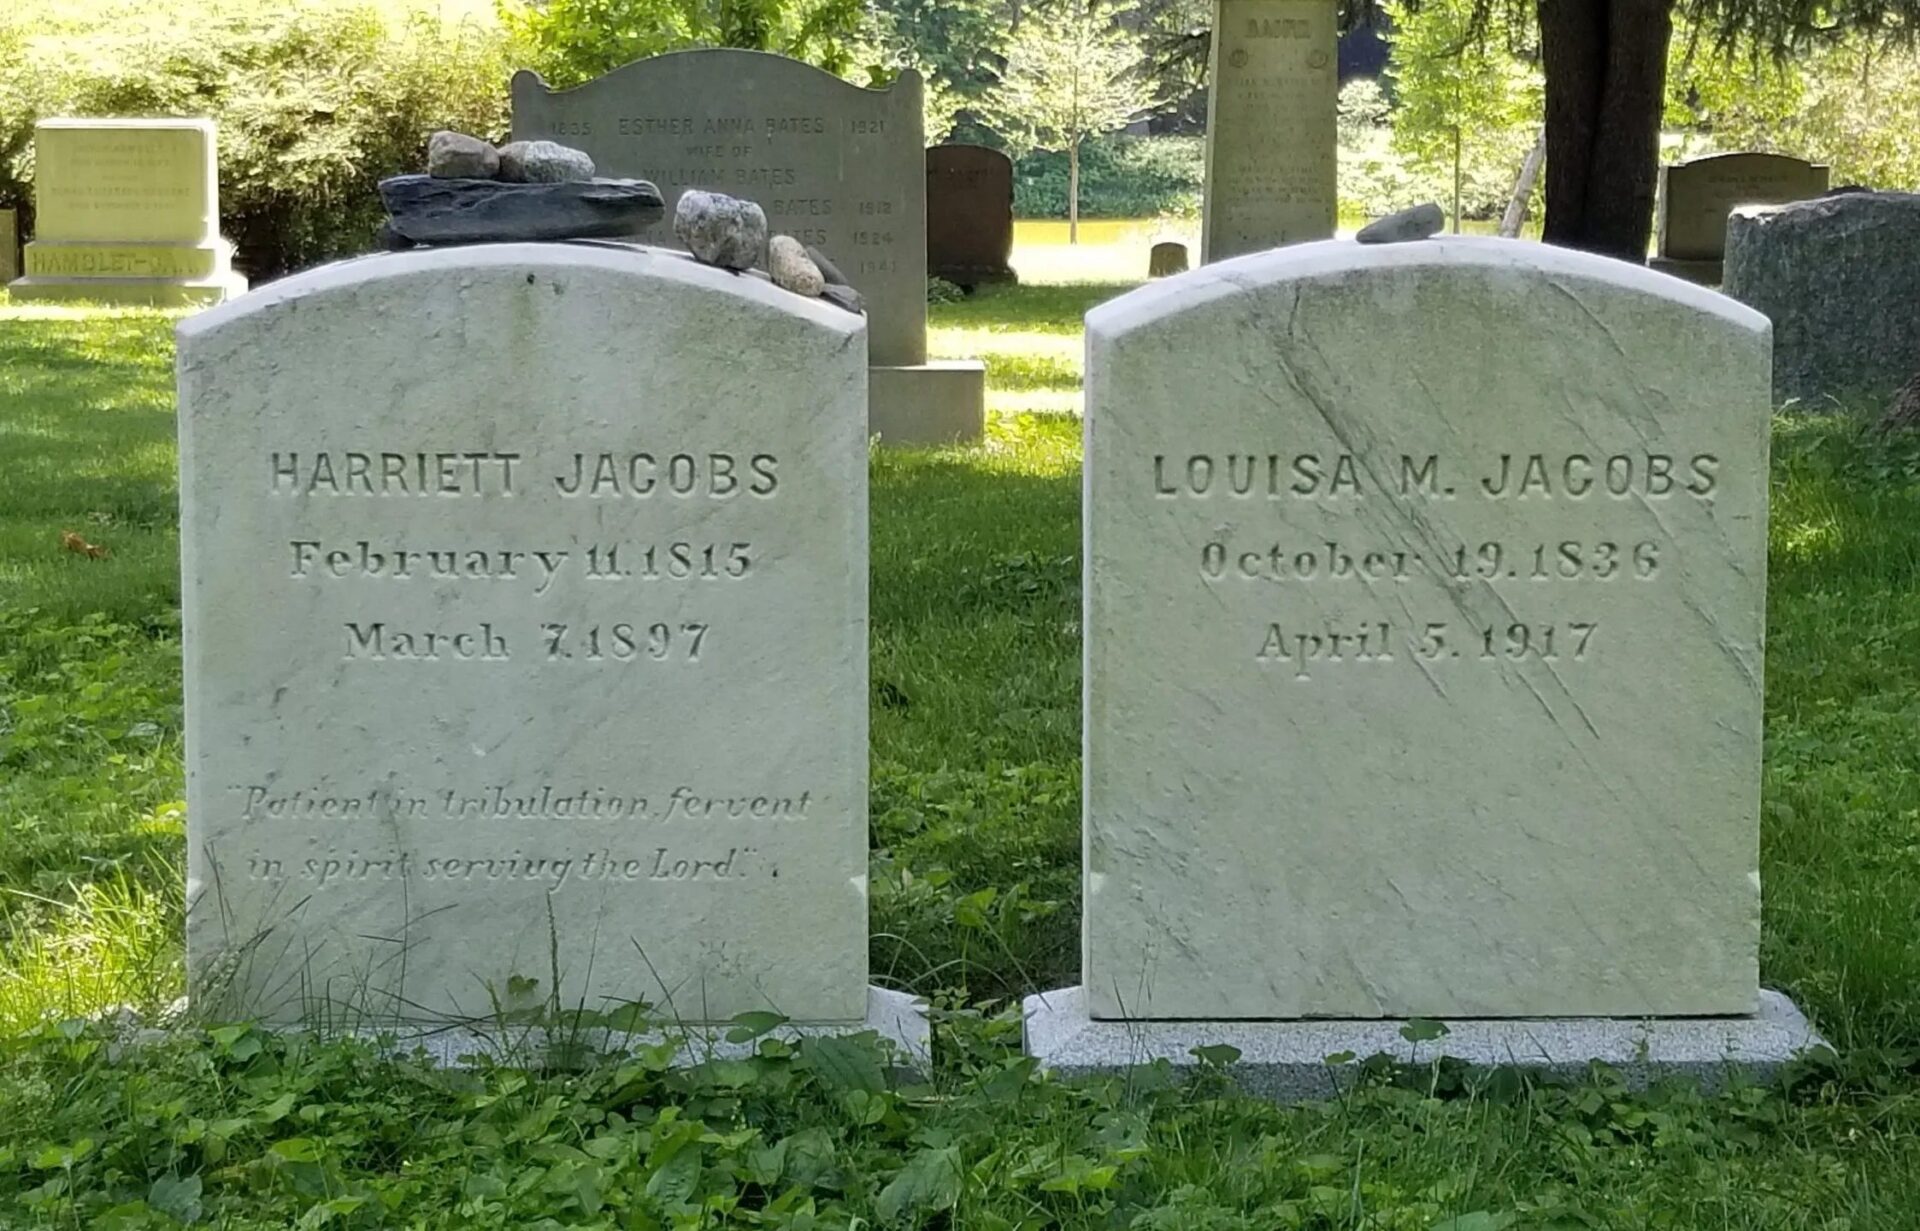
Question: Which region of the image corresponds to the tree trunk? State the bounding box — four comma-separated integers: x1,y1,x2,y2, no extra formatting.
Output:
1500,130,1548,238
1537,0,1674,261
1069,138,1081,245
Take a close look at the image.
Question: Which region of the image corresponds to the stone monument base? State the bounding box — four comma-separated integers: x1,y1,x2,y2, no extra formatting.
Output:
10,237,248,305
1023,985,1826,1101
870,360,986,446
1648,256,1723,287
8,271,248,306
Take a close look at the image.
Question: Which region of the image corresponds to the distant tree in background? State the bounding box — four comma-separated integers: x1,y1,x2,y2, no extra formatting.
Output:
500,0,870,87
1386,0,1540,230
870,0,1008,143
984,0,1159,242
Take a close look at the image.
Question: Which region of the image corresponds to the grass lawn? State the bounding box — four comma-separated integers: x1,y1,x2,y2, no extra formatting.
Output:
4,278,1920,1225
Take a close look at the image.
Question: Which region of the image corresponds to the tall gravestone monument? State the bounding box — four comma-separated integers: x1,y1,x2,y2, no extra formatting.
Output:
1027,238,1822,1096
1653,151,1829,285
513,51,986,446
178,243,922,1054
1201,0,1338,263
926,144,1016,289
9,118,246,305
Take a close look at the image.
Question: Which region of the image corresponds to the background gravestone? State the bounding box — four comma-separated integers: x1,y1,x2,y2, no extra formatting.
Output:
0,208,16,285
9,118,246,305
1201,0,1338,262
177,243,915,1045
1653,151,1829,284
926,144,1015,289
512,51,985,445
1029,238,1819,1093
1725,192,1920,406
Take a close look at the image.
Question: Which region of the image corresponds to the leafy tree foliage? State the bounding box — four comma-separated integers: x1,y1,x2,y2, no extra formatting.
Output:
500,0,872,88
983,0,1160,241
1385,0,1541,230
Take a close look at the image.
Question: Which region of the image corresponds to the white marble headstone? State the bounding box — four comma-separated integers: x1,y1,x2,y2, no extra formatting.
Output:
1083,238,1771,1020
178,244,870,1027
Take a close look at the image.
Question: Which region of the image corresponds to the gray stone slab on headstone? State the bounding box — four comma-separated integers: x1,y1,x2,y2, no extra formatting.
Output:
1201,0,1338,262
512,51,928,367
176,243,877,1031
1724,191,1920,405
1657,152,1829,263
926,144,1015,288
377,175,665,245
1079,237,1771,1021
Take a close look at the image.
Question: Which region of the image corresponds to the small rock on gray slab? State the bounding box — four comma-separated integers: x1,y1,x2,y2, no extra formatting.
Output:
819,283,865,315
1357,203,1446,245
497,139,595,184
1024,985,1829,1102
674,189,768,272
427,130,499,180
806,244,850,287
1724,191,1920,405
769,235,825,296
377,175,665,246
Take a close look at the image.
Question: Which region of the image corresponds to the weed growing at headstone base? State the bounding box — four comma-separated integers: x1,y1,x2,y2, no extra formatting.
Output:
5,302,1920,1222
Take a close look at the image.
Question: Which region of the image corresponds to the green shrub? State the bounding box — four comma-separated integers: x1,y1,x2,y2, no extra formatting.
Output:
1012,134,1202,219
0,0,513,279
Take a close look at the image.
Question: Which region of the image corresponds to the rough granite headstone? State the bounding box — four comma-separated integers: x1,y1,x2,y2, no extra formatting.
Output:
10,118,246,304
177,243,913,1043
1080,237,1772,1021
1724,191,1920,405
1201,0,1338,262
926,144,1015,288
512,50,983,445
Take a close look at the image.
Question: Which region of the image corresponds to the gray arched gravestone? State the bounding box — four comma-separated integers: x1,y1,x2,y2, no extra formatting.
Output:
512,51,985,446
177,243,923,1057
1029,238,1822,1097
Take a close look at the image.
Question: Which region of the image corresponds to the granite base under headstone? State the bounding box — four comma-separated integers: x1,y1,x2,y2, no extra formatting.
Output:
1032,236,1823,1097
177,241,920,1056
9,118,246,305
512,50,985,445
1724,191,1920,405
1024,986,1823,1098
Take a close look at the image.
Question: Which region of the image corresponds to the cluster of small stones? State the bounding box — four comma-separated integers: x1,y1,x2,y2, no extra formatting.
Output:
673,188,864,315
427,130,596,184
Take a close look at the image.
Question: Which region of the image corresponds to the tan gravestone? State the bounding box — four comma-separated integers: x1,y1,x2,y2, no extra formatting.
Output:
1026,238,1822,1095
178,243,920,1055
1654,152,1829,283
10,119,246,305
1201,0,1338,263
926,144,1015,288
512,51,985,445
1147,241,1189,278
0,209,17,285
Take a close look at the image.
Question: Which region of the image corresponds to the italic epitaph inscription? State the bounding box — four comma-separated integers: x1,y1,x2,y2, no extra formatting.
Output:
178,245,869,1027
1084,239,1770,1020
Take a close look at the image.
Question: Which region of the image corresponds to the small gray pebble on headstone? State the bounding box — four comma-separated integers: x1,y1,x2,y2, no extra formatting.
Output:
426,130,500,180
1356,203,1446,245
805,243,850,287
496,139,595,184
769,235,826,297
819,283,866,315
674,189,769,272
